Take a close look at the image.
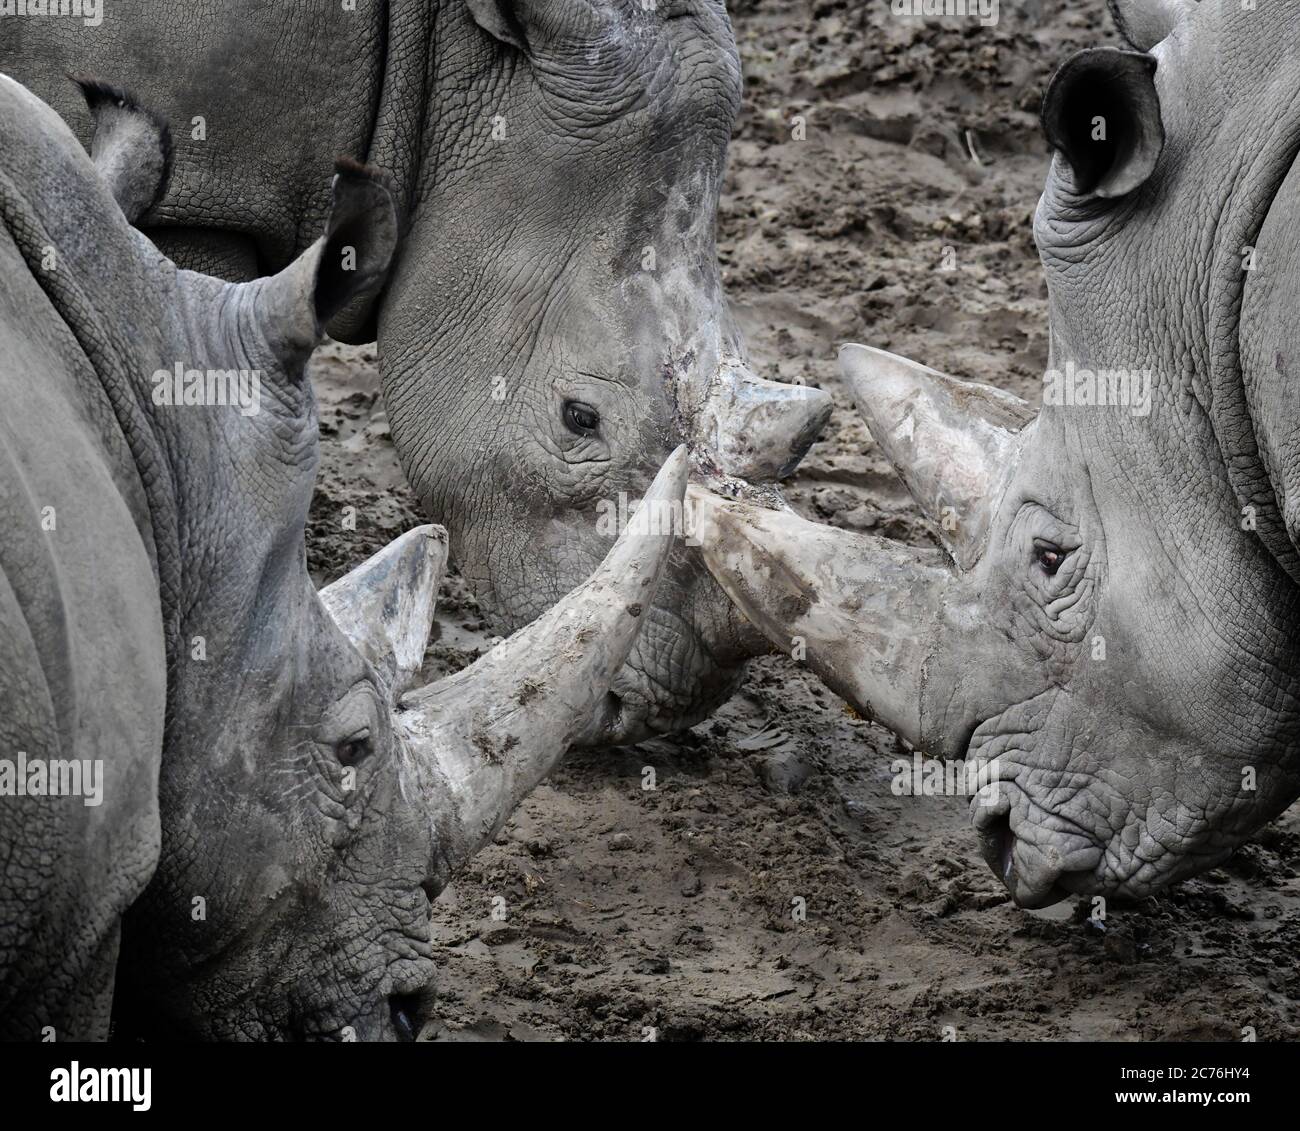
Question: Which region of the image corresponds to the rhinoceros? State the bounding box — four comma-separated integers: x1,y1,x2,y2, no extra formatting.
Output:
0,0,832,746
690,0,1300,908
0,74,685,1041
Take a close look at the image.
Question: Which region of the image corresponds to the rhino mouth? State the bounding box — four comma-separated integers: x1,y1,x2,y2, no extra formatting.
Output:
971,782,1085,910
974,810,1076,910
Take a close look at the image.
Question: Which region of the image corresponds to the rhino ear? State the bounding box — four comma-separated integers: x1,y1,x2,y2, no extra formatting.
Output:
1107,0,1195,51
1042,48,1164,200
312,158,399,326
256,158,398,365
69,73,172,224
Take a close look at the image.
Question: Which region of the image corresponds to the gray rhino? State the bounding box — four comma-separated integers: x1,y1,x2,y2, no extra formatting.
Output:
0,0,831,746
691,0,1300,908
0,74,685,1040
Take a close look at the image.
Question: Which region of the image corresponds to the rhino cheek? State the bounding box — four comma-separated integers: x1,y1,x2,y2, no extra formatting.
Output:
116,730,436,1041
574,565,763,746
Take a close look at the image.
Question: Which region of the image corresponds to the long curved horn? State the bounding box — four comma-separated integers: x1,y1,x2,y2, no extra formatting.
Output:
839,344,1031,569
406,446,689,883
320,525,448,697
698,358,832,481
688,485,949,745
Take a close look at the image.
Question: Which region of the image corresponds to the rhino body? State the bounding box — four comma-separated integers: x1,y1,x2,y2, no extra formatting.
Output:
0,75,684,1040
694,0,1300,907
0,0,831,746
0,76,166,1036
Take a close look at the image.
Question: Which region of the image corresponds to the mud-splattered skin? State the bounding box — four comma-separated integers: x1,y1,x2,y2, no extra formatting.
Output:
1,1,831,746
694,0,1300,908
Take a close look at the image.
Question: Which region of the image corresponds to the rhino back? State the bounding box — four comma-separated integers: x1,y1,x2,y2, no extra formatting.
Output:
0,80,166,1041
0,1,393,275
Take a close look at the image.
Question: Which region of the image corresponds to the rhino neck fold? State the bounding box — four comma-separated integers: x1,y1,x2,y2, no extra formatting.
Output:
0,170,183,652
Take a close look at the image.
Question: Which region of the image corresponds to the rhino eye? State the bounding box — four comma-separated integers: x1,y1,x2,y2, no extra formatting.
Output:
563,400,600,436
1035,543,1065,576
336,732,373,767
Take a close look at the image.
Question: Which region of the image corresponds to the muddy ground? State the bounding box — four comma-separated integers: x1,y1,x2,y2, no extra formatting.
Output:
305,0,1300,1041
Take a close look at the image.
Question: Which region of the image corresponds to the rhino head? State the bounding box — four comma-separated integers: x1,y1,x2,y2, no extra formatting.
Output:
123,442,682,1042
689,0,1300,908
36,78,685,1039
378,0,831,745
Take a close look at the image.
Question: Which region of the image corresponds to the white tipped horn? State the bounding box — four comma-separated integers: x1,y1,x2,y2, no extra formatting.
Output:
320,525,448,697
699,358,832,481
839,344,1032,569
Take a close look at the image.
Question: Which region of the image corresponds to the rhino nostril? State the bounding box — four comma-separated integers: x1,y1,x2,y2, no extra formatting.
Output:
389,993,422,1042
976,813,1016,887
995,819,1015,884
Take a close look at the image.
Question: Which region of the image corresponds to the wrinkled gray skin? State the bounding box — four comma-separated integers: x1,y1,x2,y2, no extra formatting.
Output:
693,0,1300,909
0,76,684,1041
0,0,831,746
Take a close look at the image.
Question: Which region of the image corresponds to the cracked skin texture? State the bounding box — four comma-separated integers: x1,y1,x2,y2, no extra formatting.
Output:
0,79,169,1041
0,2,774,746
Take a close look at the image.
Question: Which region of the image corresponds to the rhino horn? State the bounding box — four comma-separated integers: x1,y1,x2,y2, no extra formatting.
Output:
1107,0,1195,51
688,485,950,747
69,73,172,223
838,344,1032,569
700,358,832,481
400,446,688,881
320,525,448,698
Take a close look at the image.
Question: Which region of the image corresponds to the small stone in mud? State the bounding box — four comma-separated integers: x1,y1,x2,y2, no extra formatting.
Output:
678,871,702,897
480,923,520,947
759,749,812,795
1103,931,1137,964
635,955,671,976
898,869,936,902
608,833,636,852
